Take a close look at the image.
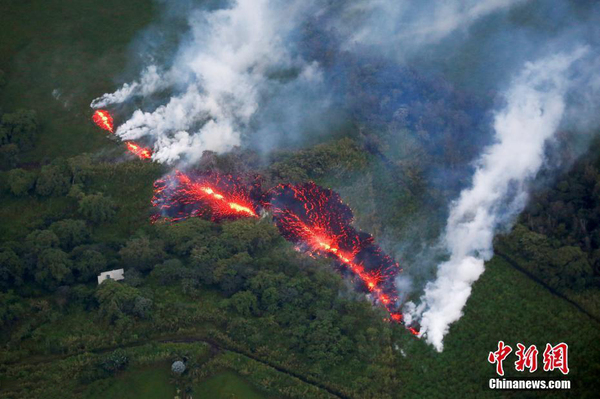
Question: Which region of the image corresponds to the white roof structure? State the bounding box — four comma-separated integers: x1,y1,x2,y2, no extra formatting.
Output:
97,269,125,284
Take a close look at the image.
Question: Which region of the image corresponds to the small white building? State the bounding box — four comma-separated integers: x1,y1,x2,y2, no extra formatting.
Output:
97,269,125,285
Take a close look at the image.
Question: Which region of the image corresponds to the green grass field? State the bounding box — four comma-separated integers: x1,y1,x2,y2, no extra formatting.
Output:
83,364,175,399
193,371,267,399
397,256,600,398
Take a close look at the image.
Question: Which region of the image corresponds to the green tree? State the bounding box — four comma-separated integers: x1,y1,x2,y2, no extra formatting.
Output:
49,219,90,250
0,143,19,170
304,315,346,364
260,286,280,313
72,248,107,282
550,246,594,290
0,247,25,288
0,109,38,150
34,248,73,289
150,259,186,285
25,229,59,254
35,164,70,196
78,194,116,223
67,153,93,185
95,279,147,324
132,296,153,319
229,290,258,316
221,219,280,255
0,291,26,328
158,218,214,256
68,183,85,200
119,237,165,272
7,168,35,196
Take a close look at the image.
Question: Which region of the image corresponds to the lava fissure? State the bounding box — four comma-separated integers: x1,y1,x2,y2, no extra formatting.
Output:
91,110,153,160
152,173,410,326
92,111,412,329
125,141,153,160
92,110,114,133
152,171,259,223
264,182,404,321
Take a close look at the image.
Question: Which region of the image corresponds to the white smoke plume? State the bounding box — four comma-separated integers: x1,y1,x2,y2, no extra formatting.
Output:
91,0,523,164
92,0,322,164
406,47,590,352
336,0,525,55
91,65,167,108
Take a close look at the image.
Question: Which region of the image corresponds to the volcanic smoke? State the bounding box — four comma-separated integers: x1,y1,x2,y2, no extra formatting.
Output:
152,171,412,328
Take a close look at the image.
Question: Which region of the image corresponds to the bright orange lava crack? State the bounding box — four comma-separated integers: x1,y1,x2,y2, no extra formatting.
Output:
125,141,153,160
152,171,259,223
292,218,395,312
196,185,257,217
92,110,114,133
265,182,407,323
91,110,152,160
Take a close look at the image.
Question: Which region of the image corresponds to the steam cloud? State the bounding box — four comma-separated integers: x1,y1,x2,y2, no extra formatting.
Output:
91,0,520,164
406,47,592,351
334,0,525,56
92,0,327,164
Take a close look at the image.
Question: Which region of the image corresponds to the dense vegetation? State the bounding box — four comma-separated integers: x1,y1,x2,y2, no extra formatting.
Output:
1,1,599,398
497,137,600,319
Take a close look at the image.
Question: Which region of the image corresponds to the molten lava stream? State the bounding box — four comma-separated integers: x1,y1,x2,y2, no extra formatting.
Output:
125,141,153,160
183,178,257,218
152,171,259,222
92,110,114,133
295,217,397,312
265,182,405,322
151,174,417,334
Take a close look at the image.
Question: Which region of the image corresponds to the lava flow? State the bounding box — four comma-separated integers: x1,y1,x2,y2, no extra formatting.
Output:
125,141,153,160
264,182,404,320
91,110,153,160
150,171,413,328
92,110,114,133
152,171,259,222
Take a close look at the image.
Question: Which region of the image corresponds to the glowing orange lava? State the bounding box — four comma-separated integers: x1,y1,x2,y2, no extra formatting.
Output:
152,171,259,222
151,174,418,334
290,216,396,311
125,141,153,160
92,110,114,133
192,182,257,218
264,182,404,319
408,326,420,336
